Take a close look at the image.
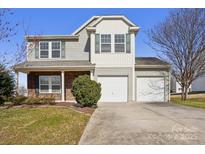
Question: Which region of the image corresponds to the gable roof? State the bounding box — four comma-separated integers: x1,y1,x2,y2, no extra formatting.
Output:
72,15,139,35
72,16,99,35
90,15,138,27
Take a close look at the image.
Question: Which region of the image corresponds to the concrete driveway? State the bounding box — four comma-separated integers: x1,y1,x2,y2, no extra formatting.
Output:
79,103,205,144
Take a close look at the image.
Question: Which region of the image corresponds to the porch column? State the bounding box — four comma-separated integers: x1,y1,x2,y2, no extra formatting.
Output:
131,32,136,101
90,32,95,64
90,69,94,80
61,71,65,102
16,71,19,96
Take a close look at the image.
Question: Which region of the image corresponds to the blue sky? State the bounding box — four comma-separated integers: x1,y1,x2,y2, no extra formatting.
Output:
0,8,172,88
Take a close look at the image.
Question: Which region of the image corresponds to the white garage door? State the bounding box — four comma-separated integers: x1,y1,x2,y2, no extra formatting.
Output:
98,76,128,102
136,77,165,102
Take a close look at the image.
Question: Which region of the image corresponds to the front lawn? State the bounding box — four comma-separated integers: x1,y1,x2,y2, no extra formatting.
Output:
171,93,205,109
0,107,90,144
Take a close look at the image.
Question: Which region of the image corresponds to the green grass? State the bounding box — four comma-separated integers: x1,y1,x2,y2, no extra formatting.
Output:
171,94,205,109
0,107,90,144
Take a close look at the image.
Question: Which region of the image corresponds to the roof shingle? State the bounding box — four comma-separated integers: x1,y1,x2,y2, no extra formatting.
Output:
135,57,169,66
14,60,94,69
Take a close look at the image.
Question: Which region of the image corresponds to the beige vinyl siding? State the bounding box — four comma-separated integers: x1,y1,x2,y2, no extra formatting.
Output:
27,42,36,61
65,28,90,60
27,18,98,61
91,19,135,67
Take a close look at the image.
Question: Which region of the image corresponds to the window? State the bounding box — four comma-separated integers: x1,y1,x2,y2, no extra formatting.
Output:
52,41,61,58
39,41,61,59
51,76,61,93
115,34,125,52
40,42,49,58
101,34,111,52
39,76,49,93
39,76,61,93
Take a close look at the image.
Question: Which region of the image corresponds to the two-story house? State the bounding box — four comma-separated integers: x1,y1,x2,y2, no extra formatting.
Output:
14,15,170,103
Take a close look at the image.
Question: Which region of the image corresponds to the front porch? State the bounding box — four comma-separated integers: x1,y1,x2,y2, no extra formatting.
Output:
27,71,90,102
13,60,95,102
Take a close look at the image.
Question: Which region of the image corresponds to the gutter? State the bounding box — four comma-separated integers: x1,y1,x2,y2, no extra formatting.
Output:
135,65,171,69
25,35,79,41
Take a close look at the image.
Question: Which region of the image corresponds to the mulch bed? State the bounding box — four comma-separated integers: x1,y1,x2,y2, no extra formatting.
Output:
0,102,95,115
55,102,95,115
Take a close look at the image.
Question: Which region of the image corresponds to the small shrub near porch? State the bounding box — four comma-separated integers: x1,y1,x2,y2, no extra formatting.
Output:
3,95,56,106
71,75,101,107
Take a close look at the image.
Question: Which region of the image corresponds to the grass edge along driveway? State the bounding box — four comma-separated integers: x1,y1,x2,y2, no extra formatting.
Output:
171,93,205,109
0,107,90,144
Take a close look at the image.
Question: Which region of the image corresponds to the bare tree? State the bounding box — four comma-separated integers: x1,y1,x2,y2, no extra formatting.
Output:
14,33,43,65
0,9,18,66
147,9,205,100
0,9,18,42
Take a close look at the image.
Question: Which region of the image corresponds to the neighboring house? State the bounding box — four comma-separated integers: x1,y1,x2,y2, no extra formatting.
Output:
14,15,171,103
171,75,205,93
171,77,191,93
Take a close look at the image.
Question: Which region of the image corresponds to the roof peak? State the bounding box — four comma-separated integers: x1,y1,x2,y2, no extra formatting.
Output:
72,15,139,35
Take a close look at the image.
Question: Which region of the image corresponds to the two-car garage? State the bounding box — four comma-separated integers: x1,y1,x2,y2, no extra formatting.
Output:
97,75,168,103
95,57,170,103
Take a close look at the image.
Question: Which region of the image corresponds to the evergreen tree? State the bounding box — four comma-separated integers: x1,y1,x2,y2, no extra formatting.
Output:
0,64,15,104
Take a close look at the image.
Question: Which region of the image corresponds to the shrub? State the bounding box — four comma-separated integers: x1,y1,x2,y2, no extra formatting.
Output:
71,75,101,107
23,97,42,105
41,96,56,105
23,96,56,105
13,96,28,105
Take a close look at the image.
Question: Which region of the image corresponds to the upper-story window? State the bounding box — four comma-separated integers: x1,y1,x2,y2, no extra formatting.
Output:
115,34,125,52
96,34,130,54
40,42,49,58
52,41,61,58
101,34,111,53
39,41,61,59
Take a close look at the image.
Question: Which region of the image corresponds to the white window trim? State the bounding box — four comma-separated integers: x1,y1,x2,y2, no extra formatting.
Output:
39,76,61,94
51,41,61,59
100,34,112,53
39,41,49,59
39,41,61,59
114,34,126,53
98,34,128,54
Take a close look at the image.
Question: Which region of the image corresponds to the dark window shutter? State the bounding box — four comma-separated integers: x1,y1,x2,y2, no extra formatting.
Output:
95,34,100,53
35,42,39,59
126,34,131,53
35,75,39,95
61,41,65,58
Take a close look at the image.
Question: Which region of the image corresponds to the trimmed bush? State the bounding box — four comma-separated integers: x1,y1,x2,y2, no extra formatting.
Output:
71,75,101,107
